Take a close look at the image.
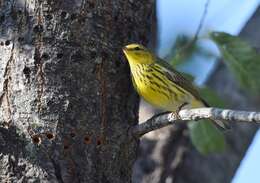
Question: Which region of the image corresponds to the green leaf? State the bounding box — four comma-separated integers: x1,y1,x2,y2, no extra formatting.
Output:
188,120,226,155
169,35,198,66
210,31,260,93
188,88,227,154
169,34,216,67
199,87,226,108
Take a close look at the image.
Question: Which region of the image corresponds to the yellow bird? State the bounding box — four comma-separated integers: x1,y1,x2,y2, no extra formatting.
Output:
123,43,227,129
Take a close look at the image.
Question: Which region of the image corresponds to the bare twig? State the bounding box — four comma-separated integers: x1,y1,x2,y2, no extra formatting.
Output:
176,0,210,55
132,107,260,137
192,0,210,43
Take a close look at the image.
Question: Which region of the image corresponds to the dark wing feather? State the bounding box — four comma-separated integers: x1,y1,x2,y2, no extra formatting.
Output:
155,58,231,129
155,57,208,105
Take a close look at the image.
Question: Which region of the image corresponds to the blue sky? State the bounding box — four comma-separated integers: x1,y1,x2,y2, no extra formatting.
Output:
156,0,260,182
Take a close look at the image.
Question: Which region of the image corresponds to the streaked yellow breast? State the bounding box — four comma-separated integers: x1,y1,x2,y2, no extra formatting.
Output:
134,74,171,109
131,64,194,111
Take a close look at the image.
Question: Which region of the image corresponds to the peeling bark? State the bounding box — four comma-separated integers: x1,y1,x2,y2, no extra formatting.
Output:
0,0,154,182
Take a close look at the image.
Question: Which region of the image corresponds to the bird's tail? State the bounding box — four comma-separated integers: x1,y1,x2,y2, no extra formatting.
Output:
210,119,230,130
192,98,230,130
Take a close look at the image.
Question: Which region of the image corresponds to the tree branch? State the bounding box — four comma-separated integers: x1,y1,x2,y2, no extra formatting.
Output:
176,0,210,55
192,0,210,43
131,107,260,137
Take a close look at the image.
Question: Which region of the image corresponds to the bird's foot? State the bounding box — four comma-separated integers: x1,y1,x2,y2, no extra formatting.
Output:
171,102,189,120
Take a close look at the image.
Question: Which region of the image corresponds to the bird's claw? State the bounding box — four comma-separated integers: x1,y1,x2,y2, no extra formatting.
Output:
170,111,181,120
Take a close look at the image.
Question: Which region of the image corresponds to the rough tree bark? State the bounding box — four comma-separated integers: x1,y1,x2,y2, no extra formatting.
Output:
0,0,154,182
133,7,260,183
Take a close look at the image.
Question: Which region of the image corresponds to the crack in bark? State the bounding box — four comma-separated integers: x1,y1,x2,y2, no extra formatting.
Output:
80,0,87,14
0,43,15,126
34,1,45,113
35,46,45,112
97,60,107,145
50,158,64,183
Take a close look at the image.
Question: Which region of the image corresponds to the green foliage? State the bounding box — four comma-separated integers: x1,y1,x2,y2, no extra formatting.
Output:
187,31,260,154
199,87,226,108
168,45,227,154
188,120,226,155
170,35,197,65
188,87,227,154
169,34,216,67
210,31,260,93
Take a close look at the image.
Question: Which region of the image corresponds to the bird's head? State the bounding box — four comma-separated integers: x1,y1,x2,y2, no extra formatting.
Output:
122,44,155,66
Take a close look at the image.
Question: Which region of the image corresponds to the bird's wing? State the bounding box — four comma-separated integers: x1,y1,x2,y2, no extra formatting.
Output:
154,57,208,105
155,58,231,129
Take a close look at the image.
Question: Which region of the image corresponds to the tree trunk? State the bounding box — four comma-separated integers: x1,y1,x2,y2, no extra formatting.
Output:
0,0,154,182
133,7,260,183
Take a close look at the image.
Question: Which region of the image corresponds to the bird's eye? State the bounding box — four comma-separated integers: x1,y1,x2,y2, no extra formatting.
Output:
133,47,141,51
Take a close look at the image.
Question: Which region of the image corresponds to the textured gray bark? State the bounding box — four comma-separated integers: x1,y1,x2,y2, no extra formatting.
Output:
133,7,260,183
0,0,154,182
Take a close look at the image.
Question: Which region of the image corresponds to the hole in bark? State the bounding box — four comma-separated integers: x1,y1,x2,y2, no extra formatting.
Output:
96,138,102,146
77,17,86,24
88,2,95,9
70,132,76,138
84,136,91,144
71,51,83,62
18,37,24,42
46,132,55,140
33,24,44,33
17,10,23,14
0,42,4,46
90,51,97,59
5,40,10,46
114,14,118,21
64,144,69,149
63,139,70,150
61,11,68,19
101,51,109,59
23,66,31,78
57,53,63,59
46,0,53,4
46,14,53,20
0,15,5,23
32,135,41,144
70,13,77,20
34,50,41,65
41,52,50,60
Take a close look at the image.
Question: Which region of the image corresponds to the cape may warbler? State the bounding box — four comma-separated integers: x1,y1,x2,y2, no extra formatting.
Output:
123,43,227,129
